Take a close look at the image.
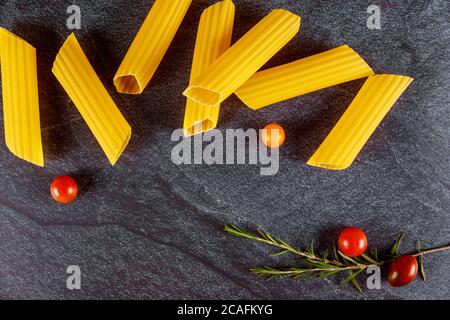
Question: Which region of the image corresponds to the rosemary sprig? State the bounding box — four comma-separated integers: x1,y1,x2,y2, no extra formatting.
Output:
225,225,450,292
224,225,380,292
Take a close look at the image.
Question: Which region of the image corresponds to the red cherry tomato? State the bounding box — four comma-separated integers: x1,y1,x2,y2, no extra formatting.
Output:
387,255,418,287
261,123,285,148
50,176,78,204
338,227,368,257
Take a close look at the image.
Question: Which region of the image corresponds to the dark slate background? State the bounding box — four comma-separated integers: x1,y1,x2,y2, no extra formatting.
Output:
0,0,449,300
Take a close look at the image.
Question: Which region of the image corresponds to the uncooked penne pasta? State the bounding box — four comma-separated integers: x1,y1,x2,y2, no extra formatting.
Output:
184,9,301,107
308,74,413,170
52,33,131,165
235,45,375,110
114,0,192,94
0,28,44,167
184,0,235,136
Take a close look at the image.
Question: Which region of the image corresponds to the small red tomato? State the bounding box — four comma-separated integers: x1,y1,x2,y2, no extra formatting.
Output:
50,176,78,204
387,255,418,287
261,123,286,148
338,227,368,257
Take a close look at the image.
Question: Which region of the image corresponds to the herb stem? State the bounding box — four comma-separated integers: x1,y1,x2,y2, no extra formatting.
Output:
412,243,450,257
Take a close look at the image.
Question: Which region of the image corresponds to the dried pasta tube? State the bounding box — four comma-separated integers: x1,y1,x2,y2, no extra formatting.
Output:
184,9,301,107
0,28,44,166
184,0,235,136
52,33,131,165
308,74,414,170
235,45,375,110
114,0,192,94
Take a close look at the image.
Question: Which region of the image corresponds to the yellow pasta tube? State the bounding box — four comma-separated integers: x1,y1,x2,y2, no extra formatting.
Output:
184,0,235,136
0,28,44,167
52,33,131,165
114,0,192,94
308,74,413,170
184,9,301,107
235,45,375,110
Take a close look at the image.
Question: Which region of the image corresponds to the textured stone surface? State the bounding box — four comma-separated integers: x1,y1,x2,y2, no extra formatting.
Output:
0,0,449,300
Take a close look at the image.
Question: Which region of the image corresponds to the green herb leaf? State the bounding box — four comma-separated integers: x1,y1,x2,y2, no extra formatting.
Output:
307,240,315,255
361,254,379,265
340,269,364,286
371,248,379,262
390,233,405,256
270,250,290,257
419,255,426,281
333,245,340,262
351,277,363,293
323,249,329,262
318,270,341,278
338,251,363,266
416,241,426,282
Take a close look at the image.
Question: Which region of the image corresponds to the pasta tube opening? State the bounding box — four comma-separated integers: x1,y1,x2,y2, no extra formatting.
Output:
114,0,192,94
184,86,222,107
114,131,132,164
182,0,235,136
306,161,352,171
114,74,142,95
184,119,215,137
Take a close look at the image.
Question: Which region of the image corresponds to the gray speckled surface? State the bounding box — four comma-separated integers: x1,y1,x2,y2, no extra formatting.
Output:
0,0,449,300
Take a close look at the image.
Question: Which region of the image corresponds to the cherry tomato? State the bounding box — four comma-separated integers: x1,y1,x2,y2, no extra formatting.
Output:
387,255,418,287
50,176,78,204
338,227,368,257
261,123,285,148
